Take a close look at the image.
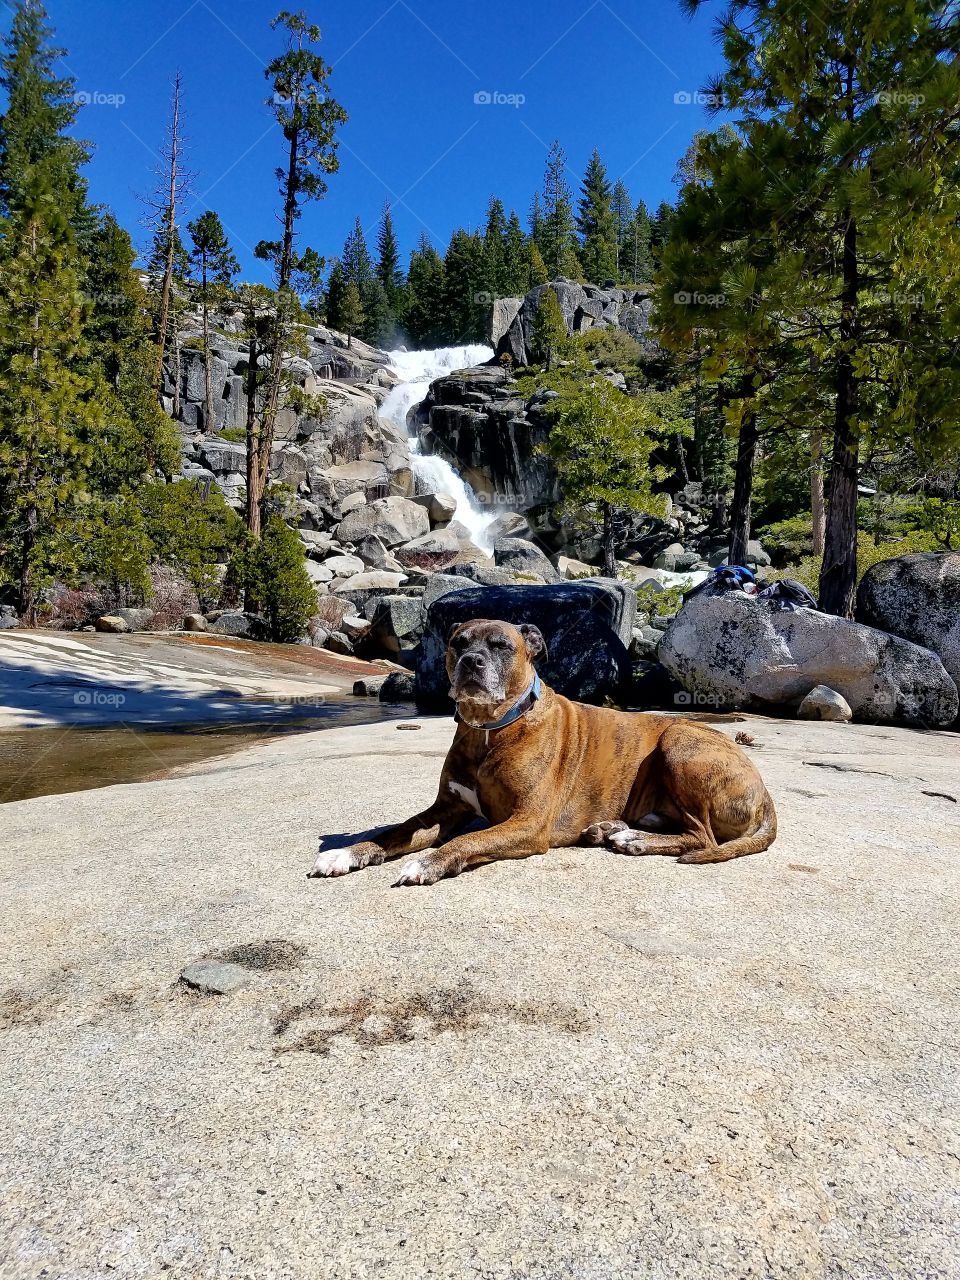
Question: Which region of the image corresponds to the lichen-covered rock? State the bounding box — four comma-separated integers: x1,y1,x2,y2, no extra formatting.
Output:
659,593,957,727
856,551,960,697
417,579,636,708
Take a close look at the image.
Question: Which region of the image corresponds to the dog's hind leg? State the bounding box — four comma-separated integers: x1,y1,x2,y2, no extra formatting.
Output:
607,827,707,858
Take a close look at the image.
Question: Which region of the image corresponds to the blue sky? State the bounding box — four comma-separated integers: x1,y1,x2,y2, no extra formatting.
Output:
32,0,724,280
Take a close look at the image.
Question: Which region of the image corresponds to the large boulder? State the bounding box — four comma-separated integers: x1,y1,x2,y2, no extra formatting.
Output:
394,529,461,571
493,536,561,584
417,579,636,708
336,496,429,548
659,593,958,727
856,551,960,697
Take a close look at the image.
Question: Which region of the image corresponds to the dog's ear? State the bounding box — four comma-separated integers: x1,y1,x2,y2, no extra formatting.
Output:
518,623,548,663
446,622,463,645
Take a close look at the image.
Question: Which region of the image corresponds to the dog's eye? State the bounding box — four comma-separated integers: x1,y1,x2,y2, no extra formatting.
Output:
489,637,510,650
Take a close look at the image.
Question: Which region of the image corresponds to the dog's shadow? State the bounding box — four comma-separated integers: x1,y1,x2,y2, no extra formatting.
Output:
317,816,489,852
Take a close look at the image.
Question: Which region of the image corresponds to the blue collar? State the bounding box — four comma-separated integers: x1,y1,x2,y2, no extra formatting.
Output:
456,671,542,731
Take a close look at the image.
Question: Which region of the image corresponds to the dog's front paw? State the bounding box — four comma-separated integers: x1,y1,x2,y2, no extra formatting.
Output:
392,850,450,887
308,846,359,878
580,819,630,846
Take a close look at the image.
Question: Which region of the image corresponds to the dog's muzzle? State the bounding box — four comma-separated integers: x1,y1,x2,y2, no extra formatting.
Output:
451,651,504,702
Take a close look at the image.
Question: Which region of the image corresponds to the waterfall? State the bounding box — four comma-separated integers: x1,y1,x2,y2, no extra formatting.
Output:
380,344,497,553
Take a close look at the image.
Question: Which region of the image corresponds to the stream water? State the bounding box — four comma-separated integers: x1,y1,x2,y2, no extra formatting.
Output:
0,698,412,805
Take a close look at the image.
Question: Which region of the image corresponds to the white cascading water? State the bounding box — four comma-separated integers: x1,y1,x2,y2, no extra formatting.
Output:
380,344,497,552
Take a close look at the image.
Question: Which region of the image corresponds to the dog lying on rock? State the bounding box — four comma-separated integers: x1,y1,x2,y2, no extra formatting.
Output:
309,618,777,886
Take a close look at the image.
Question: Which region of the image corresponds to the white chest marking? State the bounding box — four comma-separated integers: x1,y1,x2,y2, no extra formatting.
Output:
449,780,483,816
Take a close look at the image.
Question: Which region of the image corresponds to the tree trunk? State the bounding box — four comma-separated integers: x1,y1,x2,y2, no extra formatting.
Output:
602,501,617,577
819,213,859,617
201,260,215,431
245,325,261,541
728,404,757,566
18,490,37,624
257,121,301,529
810,427,825,558
153,73,181,397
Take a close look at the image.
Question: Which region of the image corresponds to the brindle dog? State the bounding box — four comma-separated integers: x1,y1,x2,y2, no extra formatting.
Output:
309,618,777,885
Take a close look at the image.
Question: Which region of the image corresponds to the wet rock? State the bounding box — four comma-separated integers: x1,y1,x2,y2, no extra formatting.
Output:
413,492,457,524
353,675,388,697
379,670,417,702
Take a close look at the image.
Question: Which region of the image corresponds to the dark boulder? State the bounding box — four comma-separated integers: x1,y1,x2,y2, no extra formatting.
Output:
416,579,636,709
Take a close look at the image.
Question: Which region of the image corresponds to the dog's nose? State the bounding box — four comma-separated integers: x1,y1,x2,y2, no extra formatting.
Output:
461,651,487,671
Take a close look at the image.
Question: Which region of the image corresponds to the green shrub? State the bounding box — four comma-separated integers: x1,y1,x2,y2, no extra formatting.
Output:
576,326,644,374
226,516,317,642
139,480,243,604
635,581,685,618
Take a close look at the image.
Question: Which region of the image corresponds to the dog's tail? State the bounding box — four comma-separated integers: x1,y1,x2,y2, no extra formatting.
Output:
680,789,778,865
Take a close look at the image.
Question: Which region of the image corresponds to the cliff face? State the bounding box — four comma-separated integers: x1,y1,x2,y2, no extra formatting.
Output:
164,310,412,530
409,364,558,513
411,278,659,515
494,278,656,365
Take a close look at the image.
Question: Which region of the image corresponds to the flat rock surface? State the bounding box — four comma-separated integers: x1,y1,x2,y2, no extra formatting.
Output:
0,630,392,729
1,713,958,1279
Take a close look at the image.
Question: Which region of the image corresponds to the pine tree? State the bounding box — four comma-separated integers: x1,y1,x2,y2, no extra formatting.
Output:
253,8,347,538
187,210,239,431
443,228,486,342
323,258,347,329
503,210,528,296
482,196,508,298
375,201,404,337
527,241,548,288
650,200,674,271
684,0,960,615
577,149,618,284
86,212,179,485
338,281,364,348
342,215,374,294
627,200,655,283
539,378,676,576
611,179,633,281
541,141,578,278
145,72,189,399
0,189,105,618
404,235,447,346
530,287,568,370
0,0,92,240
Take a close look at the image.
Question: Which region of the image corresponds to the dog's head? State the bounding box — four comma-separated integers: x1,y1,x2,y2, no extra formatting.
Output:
445,618,548,712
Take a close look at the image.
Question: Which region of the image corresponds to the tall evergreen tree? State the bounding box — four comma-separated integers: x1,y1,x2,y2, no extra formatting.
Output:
187,210,239,431
627,199,655,283
577,149,617,283
0,0,92,240
540,141,579,278
611,179,633,280
650,200,674,271
684,0,960,615
0,188,105,618
503,209,528,296
481,196,508,298
443,228,486,342
375,201,404,335
254,8,346,538
404,234,447,347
